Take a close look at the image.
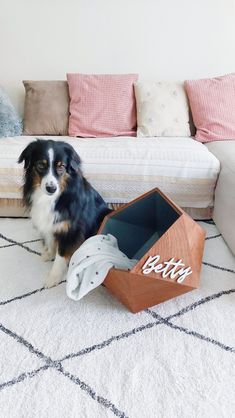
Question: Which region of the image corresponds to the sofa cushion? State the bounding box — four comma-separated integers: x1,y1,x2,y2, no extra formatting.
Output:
67,73,138,137
0,87,22,137
0,136,219,211
23,81,69,135
185,73,235,142
206,141,235,254
134,81,191,137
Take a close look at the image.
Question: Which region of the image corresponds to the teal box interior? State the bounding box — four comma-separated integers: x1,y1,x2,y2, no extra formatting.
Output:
101,191,180,260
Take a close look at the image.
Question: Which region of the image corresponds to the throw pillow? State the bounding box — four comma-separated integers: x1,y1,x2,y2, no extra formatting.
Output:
0,87,22,137
185,73,235,142
67,73,138,137
23,80,69,135
134,81,191,137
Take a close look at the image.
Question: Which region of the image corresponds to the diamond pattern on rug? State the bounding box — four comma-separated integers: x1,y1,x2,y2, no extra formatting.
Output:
0,368,116,418
172,291,235,348
0,218,235,418
0,331,44,385
63,323,235,418
148,263,235,319
0,285,150,359
0,245,47,301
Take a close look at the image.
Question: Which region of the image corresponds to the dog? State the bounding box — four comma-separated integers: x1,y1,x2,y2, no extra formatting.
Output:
18,139,111,288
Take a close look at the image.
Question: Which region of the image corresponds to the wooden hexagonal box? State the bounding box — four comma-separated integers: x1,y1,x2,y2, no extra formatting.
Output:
98,188,205,313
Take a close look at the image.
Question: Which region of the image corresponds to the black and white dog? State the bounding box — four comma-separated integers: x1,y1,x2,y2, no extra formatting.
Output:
18,139,111,288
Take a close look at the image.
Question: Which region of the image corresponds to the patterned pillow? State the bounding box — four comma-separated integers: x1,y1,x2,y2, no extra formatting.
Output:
134,81,191,137
185,73,235,142
67,73,138,137
0,87,22,137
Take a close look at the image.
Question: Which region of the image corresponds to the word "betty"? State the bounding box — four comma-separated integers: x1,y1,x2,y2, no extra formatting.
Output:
142,255,192,283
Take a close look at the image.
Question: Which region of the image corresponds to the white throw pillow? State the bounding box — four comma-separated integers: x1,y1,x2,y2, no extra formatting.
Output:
134,81,191,137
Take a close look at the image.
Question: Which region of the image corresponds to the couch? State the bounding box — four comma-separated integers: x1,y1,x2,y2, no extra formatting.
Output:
0,83,234,255
0,133,220,215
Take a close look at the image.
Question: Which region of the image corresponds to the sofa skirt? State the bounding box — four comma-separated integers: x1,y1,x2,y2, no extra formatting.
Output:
0,198,213,220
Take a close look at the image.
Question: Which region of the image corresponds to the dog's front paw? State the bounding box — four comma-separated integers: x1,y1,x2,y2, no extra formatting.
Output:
44,272,61,288
41,247,55,262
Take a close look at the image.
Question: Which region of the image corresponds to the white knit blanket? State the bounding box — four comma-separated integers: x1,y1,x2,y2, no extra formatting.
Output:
66,234,137,301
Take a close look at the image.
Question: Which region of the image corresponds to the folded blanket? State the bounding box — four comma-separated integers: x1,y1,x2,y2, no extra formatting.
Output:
66,234,138,301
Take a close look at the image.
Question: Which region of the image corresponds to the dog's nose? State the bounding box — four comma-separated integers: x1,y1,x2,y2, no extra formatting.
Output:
45,184,57,195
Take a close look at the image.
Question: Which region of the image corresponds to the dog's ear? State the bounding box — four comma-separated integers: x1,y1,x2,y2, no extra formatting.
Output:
18,141,38,169
62,143,81,174
70,149,81,173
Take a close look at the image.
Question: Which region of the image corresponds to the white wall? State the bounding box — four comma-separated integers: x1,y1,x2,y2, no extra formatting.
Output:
1,0,235,115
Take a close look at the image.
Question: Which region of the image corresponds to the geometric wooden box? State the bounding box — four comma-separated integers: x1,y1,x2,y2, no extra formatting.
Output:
98,188,205,313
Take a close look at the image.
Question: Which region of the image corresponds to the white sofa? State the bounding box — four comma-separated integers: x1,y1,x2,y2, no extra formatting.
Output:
0,134,219,216
2,134,235,255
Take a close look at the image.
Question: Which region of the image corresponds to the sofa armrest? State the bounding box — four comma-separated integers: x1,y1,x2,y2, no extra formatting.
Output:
206,141,235,255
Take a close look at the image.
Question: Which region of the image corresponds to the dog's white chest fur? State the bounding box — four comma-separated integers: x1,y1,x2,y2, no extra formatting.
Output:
30,188,56,240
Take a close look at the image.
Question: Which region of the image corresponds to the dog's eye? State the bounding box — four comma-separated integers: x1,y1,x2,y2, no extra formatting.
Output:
57,164,66,175
35,161,47,171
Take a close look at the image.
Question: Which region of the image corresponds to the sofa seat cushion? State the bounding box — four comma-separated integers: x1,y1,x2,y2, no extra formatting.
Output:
0,136,220,209
206,141,235,254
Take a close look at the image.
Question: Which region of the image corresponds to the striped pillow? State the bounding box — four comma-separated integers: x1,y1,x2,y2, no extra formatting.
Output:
185,74,235,142
67,73,138,137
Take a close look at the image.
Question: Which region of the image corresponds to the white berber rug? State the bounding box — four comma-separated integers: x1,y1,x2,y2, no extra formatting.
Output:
0,218,235,418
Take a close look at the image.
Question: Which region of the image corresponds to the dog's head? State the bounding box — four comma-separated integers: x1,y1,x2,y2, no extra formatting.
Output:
18,140,81,203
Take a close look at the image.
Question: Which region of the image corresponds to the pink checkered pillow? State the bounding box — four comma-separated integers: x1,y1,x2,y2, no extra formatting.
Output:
67,73,138,137
185,73,235,142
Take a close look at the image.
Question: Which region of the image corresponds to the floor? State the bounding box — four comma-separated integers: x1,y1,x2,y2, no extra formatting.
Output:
0,218,235,418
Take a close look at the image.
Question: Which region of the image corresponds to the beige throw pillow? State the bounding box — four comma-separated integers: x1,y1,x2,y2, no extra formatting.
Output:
23,80,69,135
134,81,191,137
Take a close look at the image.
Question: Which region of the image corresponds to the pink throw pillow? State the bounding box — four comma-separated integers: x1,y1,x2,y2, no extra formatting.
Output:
185,73,235,142
67,73,138,137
